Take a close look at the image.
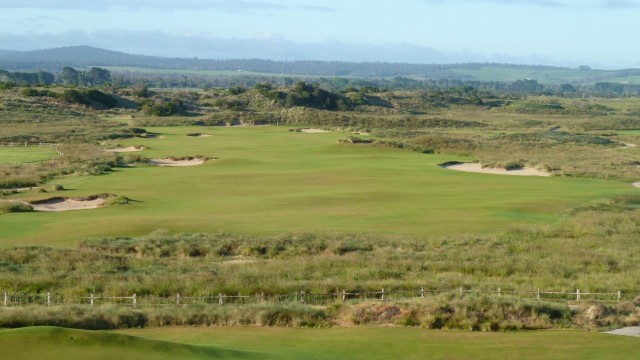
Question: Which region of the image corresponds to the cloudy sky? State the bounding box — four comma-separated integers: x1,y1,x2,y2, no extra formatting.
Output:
0,0,638,68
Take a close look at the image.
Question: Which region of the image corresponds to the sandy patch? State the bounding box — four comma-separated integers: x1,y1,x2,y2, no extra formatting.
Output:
622,143,636,148
300,128,329,133
187,133,211,137
603,327,640,337
352,132,371,135
30,197,106,212
632,182,640,188
442,162,550,177
105,146,144,153
150,158,205,167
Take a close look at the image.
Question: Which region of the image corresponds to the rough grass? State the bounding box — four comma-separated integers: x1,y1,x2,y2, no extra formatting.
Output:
0,126,635,246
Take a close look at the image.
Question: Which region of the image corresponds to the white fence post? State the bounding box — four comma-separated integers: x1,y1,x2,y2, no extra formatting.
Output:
3,291,7,307
90,294,94,307
576,289,581,301
176,293,180,306
420,287,425,298
342,289,346,302
459,287,463,297
618,291,621,302
537,289,540,300
218,293,223,305
498,288,502,297
300,290,305,304
381,288,385,301
132,294,137,308
47,292,51,307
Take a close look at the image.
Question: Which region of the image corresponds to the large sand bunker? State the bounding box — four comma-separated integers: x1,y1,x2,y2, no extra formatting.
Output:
30,196,107,212
442,162,550,177
632,182,640,188
105,146,144,153
150,157,206,167
289,128,329,133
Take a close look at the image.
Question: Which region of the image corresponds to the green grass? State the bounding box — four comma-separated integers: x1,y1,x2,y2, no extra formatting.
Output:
0,146,57,164
118,327,639,360
1,126,634,246
2,326,636,360
0,327,254,360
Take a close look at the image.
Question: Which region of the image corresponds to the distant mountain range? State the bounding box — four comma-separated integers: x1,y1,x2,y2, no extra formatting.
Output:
1,46,639,85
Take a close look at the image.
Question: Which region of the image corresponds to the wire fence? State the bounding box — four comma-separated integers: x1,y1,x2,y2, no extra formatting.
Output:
1,288,627,308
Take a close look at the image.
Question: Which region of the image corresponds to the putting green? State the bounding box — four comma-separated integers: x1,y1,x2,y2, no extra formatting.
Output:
1,126,634,246
0,146,57,164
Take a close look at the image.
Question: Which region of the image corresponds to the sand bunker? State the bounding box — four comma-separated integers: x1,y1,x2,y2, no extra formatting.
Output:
300,128,329,133
632,182,640,188
442,162,550,177
604,327,640,337
30,196,106,212
150,157,205,167
105,146,144,153
622,143,637,149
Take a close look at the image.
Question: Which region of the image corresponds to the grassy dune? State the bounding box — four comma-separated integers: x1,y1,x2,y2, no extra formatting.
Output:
0,327,254,360
1,126,634,246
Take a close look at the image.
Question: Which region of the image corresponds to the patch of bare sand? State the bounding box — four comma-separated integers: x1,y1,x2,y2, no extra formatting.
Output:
622,143,637,149
442,162,550,177
604,327,640,337
31,197,105,212
150,158,205,167
632,182,640,188
105,146,144,153
300,128,329,133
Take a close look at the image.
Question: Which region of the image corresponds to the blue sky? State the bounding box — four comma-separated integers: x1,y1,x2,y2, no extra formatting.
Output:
0,0,638,69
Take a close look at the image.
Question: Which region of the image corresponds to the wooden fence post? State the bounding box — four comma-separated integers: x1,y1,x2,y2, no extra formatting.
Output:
576,289,581,301
47,292,51,307
342,289,346,302
459,287,463,297
132,294,137,308
218,293,223,305
618,291,621,302
300,290,305,304
420,287,425,298
498,288,502,297
381,288,385,301
260,293,265,303
3,291,7,307
537,289,540,300
90,294,94,307
176,293,180,305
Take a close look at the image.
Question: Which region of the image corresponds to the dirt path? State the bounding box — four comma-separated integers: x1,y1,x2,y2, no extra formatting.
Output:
442,162,550,177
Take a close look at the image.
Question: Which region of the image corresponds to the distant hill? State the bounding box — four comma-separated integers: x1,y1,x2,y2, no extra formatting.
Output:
0,50,16,56
1,46,639,85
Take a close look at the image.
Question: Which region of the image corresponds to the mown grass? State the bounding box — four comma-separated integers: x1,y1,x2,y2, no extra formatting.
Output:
0,146,57,165
0,126,634,246
121,327,640,360
1,326,637,360
0,327,253,360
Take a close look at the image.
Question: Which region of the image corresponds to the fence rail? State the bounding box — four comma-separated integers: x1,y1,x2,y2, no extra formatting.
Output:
1,288,627,308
